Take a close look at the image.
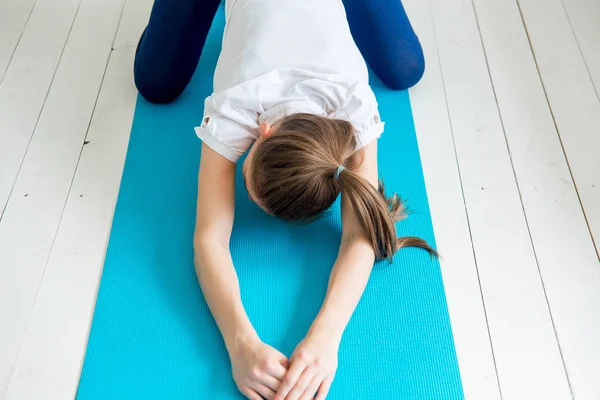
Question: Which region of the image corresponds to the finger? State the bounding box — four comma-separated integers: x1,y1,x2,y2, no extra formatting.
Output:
299,374,323,400
315,377,333,400
276,350,290,369
252,382,276,400
285,368,318,400
275,361,306,400
266,359,287,381
241,387,262,400
258,372,282,392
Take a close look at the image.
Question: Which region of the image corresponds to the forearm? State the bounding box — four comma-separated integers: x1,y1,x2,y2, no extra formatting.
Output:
194,237,257,353
308,140,379,342
309,236,375,342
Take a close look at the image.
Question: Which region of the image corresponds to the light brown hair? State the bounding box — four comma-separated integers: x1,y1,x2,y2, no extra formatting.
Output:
251,113,437,261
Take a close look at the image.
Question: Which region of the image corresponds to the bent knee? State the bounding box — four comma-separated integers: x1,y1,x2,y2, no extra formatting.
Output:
134,68,184,104
383,52,425,91
133,29,185,104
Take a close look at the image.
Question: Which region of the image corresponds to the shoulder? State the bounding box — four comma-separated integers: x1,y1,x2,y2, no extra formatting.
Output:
327,81,385,149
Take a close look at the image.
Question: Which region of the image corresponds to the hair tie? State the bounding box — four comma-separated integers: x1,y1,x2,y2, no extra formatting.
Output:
334,165,345,180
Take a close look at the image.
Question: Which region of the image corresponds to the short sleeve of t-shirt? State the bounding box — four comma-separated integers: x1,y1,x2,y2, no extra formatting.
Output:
194,92,260,163
329,82,385,151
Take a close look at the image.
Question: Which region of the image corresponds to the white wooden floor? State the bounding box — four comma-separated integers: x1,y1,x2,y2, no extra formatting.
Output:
0,0,599,398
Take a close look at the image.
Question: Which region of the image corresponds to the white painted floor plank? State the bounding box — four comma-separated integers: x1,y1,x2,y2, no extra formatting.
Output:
429,0,573,398
518,0,600,256
563,1,600,101
4,47,136,400
112,0,152,49
404,1,502,399
0,0,80,214
0,0,36,81
2,2,146,396
0,0,125,394
472,0,600,398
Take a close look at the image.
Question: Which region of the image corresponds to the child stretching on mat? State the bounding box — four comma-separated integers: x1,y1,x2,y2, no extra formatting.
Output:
135,0,434,399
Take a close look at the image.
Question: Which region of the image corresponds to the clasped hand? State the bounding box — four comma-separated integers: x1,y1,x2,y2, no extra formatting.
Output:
230,331,338,400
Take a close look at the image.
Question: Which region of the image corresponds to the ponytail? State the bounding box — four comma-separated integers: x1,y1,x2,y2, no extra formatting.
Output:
337,169,438,261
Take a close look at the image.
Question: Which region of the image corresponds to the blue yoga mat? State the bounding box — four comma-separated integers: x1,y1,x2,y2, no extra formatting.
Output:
78,6,463,400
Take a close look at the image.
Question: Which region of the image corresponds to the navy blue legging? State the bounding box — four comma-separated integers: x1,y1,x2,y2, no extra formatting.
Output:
134,0,424,104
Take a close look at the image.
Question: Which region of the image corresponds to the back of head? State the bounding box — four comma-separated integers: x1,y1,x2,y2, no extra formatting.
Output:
251,113,436,261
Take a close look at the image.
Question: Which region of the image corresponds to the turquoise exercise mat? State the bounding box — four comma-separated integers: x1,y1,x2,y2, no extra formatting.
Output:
77,6,463,400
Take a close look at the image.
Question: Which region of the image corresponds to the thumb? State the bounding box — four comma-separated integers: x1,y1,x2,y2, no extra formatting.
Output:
276,351,290,367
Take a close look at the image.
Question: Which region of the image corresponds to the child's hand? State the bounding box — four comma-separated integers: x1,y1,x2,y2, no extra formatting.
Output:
275,331,339,400
230,336,290,400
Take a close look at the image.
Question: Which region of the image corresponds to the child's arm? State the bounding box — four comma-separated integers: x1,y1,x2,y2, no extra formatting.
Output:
275,141,378,400
194,144,289,400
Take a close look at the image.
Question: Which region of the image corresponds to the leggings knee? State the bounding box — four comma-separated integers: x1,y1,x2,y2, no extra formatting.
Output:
133,29,189,104
134,64,185,104
132,0,220,104
382,50,425,91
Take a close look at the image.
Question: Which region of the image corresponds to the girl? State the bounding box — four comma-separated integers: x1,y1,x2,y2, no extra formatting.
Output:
135,0,434,399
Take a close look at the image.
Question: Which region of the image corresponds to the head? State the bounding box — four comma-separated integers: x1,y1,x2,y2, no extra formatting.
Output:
242,113,436,261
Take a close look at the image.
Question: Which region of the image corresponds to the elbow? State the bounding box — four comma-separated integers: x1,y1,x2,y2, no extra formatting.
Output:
340,232,374,255
192,232,230,277
341,225,369,246
340,232,361,248
193,232,207,249
193,230,229,253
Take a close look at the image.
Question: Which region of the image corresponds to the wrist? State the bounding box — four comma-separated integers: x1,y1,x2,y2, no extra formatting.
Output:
224,321,259,355
308,310,344,345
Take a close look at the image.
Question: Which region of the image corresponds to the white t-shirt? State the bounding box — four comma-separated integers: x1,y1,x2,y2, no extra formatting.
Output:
195,0,385,163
